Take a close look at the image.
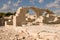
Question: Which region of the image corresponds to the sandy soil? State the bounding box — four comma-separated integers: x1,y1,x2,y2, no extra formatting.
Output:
0,24,60,40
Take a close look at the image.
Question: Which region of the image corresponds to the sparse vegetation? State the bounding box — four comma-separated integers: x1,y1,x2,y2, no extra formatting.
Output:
0,12,16,18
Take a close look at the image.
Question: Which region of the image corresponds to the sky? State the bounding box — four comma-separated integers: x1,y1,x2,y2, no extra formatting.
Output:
0,0,60,15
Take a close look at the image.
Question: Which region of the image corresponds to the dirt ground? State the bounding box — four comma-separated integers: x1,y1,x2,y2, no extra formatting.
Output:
0,24,60,40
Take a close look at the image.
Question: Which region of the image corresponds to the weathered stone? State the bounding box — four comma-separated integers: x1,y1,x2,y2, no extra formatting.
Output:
4,6,60,26
0,18,5,26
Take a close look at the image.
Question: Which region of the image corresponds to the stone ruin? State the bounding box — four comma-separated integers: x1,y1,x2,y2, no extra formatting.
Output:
0,18,5,26
4,7,60,26
0,7,60,40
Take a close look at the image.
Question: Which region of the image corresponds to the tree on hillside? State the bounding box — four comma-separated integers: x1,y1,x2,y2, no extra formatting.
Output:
5,12,13,16
0,12,5,18
0,12,14,18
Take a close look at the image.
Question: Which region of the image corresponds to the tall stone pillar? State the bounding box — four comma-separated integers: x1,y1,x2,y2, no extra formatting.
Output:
13,16,16,27
14,7,28,26
5,21,7,27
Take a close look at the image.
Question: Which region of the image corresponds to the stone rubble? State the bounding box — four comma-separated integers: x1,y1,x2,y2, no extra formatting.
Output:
0,24,60,40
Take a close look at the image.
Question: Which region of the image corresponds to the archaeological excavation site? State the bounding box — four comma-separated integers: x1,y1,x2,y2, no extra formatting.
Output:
0,7,60,40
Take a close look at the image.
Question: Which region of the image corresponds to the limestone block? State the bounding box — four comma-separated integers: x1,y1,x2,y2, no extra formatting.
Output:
16,7,28,26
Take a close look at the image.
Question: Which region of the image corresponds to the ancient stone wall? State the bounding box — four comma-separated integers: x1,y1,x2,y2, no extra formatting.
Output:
7,18,13,25
15,7,46,26
16,7,28,26
5,7,60,26
0,18,5,26
30,7,45,17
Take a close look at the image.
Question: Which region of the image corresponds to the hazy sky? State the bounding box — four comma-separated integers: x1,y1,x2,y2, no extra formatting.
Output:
0,0,60,15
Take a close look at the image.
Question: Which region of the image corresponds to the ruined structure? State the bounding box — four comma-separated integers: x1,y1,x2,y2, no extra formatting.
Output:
3,7,60,26
13,7,47,26
5,15,13,25
0,7,60,40
0,18,5,26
